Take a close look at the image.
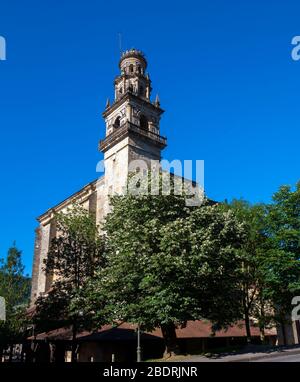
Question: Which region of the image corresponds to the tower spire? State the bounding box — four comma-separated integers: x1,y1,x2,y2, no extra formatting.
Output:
100,49,166,160
154,94,160,107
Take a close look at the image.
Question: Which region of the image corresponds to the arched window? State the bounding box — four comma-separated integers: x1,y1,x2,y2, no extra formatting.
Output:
140,115,148,130
114,116,121,128
138,66,142,74
129,64,134,73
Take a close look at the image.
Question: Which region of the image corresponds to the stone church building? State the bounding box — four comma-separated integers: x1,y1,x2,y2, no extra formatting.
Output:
28,49,298,361
31,49,167,303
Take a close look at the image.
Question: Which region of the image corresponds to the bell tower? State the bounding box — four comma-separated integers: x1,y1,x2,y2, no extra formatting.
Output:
99,49,167,195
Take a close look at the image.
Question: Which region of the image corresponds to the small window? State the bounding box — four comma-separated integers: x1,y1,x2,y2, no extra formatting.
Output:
129,64,134,73
140,115,148,130
114,116,121,128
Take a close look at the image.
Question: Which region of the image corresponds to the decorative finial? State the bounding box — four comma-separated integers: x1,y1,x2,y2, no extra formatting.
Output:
154,94,160,107
105,98,110,109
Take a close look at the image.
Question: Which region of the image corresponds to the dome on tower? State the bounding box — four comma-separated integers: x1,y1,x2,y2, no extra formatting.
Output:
119,48,147,71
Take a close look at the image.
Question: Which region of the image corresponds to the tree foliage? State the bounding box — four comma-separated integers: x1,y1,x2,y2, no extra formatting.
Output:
226,201,274,342
34,205,104,361
263,183,300,328
87,175,246,353
32,178,300,356
227,183,300,344
0,244,31,358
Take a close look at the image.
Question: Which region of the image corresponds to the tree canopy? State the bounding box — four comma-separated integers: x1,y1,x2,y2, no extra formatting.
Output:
34,206,104,361
32,178,300,358
0,243,31,359
86,175,246,353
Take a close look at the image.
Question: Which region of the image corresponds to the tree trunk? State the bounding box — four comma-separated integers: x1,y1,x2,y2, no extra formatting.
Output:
161,323,180,357
260,327,265,343
8,342,13,362
243,295,252,344
280,319,287,346
50,343,56,363
71,322,77,363
20,348,25,363
259,300,266,343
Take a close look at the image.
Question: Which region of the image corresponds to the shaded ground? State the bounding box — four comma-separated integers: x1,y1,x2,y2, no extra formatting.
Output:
255,353,300,362
183,344,300,362
149,344,300,362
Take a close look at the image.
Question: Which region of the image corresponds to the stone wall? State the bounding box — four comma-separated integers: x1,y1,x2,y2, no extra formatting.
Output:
30,182,99,305
36,223,51,298
30,227,42,304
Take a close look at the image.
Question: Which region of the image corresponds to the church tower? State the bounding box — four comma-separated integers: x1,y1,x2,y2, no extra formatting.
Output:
99,49,167,195
30,49,168,303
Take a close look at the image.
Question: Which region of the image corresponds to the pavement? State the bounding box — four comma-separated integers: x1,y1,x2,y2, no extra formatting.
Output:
255,353,300,362
182,344,300,362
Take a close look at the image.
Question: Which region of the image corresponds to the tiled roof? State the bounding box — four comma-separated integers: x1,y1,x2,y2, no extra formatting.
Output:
28,320,276,341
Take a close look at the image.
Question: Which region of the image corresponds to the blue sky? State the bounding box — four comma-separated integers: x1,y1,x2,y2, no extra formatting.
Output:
0,0,300,275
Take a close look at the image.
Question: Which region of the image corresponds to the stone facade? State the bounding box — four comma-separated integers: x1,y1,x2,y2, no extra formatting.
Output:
31,181,99,302
30,227,42,303
30,49,167,305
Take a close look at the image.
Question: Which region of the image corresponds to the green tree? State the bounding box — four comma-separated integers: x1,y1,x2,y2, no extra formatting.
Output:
263,182,300,344
227,200,273,343
34,205,104,362
88,176,246,355
0,243,31,361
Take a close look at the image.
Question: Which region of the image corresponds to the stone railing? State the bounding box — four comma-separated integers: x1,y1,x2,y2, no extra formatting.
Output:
99,121,167,152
